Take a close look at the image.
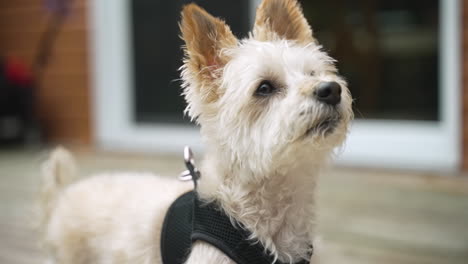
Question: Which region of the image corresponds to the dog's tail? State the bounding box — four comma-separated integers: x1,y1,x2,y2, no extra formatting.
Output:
40,147,77,228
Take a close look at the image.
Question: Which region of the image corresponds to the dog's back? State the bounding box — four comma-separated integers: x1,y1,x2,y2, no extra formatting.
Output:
40,148,192,264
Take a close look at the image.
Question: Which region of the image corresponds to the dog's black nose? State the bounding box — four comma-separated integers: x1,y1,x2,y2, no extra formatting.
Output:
314,81,342,106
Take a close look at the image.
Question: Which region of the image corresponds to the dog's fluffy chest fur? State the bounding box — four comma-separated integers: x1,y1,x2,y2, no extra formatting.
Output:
198,153,324,262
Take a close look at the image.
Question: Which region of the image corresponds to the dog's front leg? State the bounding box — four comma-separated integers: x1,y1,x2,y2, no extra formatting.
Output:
184,242,235,264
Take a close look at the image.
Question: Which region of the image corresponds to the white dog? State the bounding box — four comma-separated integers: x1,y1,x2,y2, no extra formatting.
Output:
39,0,353,263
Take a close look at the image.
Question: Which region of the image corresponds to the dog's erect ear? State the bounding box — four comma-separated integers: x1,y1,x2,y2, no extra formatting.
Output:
253,0,314,44
180,4,237,102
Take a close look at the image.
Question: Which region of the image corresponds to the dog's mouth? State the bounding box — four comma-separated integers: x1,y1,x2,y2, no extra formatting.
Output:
305,115,341,136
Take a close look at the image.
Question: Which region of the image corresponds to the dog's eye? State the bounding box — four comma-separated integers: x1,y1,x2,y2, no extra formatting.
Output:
310,70,316,76
255,81,276,96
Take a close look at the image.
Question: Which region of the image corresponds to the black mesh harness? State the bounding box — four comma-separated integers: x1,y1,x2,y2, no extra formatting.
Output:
160,147,312,264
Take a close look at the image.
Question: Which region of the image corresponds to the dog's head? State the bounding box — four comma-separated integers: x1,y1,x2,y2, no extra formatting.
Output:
180,0,353,175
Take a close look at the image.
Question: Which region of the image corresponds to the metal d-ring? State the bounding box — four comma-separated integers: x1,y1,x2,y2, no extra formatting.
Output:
178,146,200,187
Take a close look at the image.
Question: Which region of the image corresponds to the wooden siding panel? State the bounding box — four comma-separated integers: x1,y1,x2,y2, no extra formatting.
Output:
462,0,468,170
0,29,88,55
0,0,86,10
0,0,92,145
40,73,89,98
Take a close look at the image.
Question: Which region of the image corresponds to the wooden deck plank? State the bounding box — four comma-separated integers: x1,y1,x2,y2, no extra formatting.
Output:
0,148,467,263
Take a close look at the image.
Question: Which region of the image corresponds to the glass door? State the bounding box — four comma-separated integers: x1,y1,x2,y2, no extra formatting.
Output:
301,0,439,121
90,0,460,170
299,0,460,170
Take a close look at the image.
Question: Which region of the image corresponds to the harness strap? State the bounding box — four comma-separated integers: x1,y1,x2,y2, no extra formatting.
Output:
160,192,194,264
192,196,311,264
161,191,311,264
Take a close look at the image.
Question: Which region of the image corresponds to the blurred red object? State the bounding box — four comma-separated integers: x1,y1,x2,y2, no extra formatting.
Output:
4,57,33,87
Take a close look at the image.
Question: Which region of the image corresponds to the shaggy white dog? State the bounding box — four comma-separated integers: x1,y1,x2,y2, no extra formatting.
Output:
40,0,353,263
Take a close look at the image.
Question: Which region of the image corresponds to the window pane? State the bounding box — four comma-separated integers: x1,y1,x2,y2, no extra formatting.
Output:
301,0,439,121
130,0,250,124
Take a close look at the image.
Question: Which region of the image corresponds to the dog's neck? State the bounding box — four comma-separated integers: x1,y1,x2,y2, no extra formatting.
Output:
199,149,325,262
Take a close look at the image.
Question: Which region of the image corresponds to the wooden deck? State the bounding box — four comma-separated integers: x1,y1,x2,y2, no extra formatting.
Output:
0,148,467,263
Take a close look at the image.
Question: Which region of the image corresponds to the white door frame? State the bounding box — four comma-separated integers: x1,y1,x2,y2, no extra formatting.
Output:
88,0,461,171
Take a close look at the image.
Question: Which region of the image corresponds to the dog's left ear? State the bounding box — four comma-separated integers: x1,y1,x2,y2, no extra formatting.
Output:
253,0,314,44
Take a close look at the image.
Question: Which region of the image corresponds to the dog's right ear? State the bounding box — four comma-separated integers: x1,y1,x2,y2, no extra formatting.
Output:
253,0,314,44
180,4,237,104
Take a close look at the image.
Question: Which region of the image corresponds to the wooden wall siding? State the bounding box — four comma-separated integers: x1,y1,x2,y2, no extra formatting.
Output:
0,0,92,144
463,0,465,169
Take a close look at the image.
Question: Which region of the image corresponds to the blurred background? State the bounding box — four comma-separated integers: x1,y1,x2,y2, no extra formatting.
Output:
1,0,467,263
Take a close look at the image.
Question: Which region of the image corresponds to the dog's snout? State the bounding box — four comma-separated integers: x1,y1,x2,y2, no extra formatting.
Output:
314,81,342,106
